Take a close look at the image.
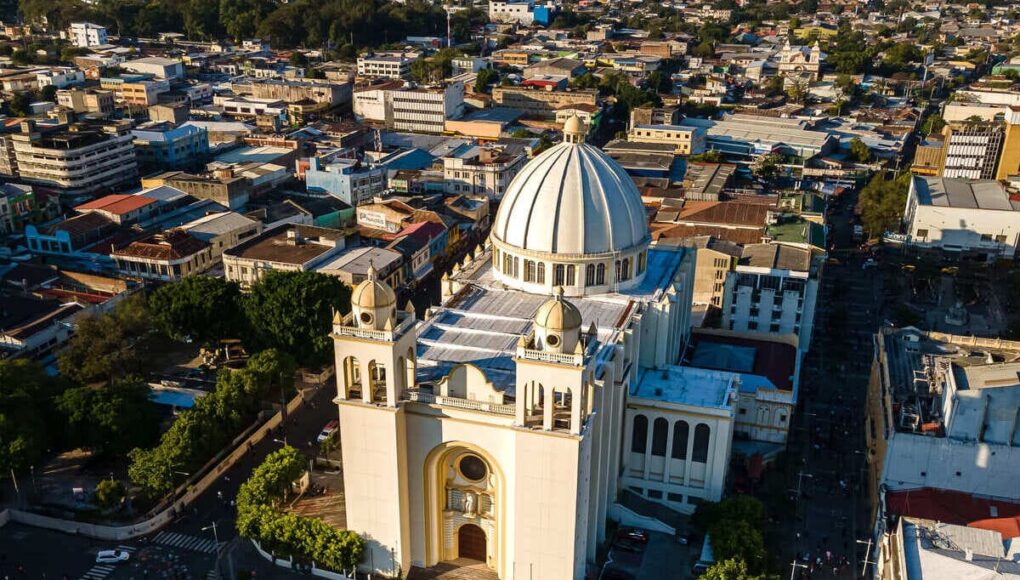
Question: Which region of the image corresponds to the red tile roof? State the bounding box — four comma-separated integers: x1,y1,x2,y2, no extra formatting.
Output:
76,194,156,215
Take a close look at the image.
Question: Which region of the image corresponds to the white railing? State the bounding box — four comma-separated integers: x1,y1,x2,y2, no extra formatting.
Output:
332,312,415,342
516,347,583,366
402,390,515,416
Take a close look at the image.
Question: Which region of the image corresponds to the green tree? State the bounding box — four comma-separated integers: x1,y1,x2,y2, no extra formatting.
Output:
58,293,151,384
149,276,247,343
94,478,126,510
763,75,785,97
703,558,777,580
693,40,715,58
751,152,783,182
474,67,499,93
244,271,351,366
849,137,873,163
857,172,910,237
129,350,295,497
690,150,726,163
921,113,946,137
58,378,160,456
0,359,69,473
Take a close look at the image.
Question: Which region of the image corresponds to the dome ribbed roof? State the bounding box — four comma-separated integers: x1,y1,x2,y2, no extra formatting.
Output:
492,140,650,256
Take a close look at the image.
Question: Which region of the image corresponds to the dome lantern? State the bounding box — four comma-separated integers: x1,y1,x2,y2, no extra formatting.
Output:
563,115,586,145
351,260,397,331
533,286,583,354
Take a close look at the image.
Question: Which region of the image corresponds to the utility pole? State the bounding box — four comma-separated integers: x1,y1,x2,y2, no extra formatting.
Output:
789,558,808,580
857,538,876,578
202,521,220,547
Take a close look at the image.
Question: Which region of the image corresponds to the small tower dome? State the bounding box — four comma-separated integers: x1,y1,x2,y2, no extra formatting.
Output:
351,262,396,330
533,287,582,353
563,114,586,144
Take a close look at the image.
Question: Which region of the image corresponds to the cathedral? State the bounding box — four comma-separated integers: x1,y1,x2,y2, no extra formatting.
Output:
331,117,737,579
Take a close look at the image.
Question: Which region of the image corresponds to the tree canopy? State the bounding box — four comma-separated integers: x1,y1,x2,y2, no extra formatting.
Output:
244,270,351,366
149,275,247,343
858,172,911,237
0,359,69,473
58,377,160,456
58,293,151,384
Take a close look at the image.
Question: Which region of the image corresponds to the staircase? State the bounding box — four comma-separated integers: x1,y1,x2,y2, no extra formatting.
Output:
618,489,689,531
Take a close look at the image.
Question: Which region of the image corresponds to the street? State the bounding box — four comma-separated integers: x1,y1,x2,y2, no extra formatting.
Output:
0,383,338,580
769,186,881,579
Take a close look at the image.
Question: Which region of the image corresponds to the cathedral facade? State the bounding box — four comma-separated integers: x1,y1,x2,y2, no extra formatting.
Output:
331,118,736,579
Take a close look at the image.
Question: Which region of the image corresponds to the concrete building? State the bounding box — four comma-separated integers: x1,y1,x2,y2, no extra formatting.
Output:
223,224,346,288
357,53,415,80
491,86,598,120
332,118,729,579
69,22,107,48
354,81,464,134
904,176,1020,259
36,68,84,89
627,124,706,155
679,114,836,161
722,243,820,352
866,328,1020,567
179,211,263,260
442,142,529,199
939,121,1004,180
56,89,115,115
111,230,212,281
11,120,138,198
122,57,185,80
305,157,386,206
151,170,252,210
488,0,535,25
131,122,209,171
680,236,740,307
995,107,1020,181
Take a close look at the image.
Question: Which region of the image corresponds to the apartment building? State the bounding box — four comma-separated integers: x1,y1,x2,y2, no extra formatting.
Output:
442,143,528,199
69,22,107,48
131,122,209,171
357,53,414,80
12,120,138,198
488,0,535,24
939,121,1004,180
305,157,386,206
122,57,185,80
354,81,464,134
491,86,598,119
722,243,821,352
148,169,252,210
627,124,707,155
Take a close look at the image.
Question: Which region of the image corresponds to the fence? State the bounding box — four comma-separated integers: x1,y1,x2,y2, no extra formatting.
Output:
250,539,350,580
3,388,309,541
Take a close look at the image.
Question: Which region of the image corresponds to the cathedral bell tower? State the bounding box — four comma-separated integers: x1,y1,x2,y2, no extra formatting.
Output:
331,263,418,575
513,287,597,435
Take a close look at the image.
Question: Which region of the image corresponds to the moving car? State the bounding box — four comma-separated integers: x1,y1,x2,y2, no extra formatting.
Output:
95,549,130,564
316,420,339,443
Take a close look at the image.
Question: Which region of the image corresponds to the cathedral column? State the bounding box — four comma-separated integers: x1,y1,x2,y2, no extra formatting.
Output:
514,382,527,426
642,413,654,481
543,385,554,431
569,385,582,435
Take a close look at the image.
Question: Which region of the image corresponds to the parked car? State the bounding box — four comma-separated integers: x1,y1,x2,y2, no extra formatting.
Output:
316,420,339,443
96,550,130,564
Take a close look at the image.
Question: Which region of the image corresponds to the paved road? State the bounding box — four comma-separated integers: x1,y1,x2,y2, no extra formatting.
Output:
0,383,338,579
767,186,882,580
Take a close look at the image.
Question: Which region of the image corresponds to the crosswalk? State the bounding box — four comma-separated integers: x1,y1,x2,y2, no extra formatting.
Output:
152,530,223,554
80,546,136,580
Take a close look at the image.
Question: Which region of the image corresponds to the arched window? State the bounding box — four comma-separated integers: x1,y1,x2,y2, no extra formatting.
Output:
631,415,648,453
615,260,622,283
503,254,513,275
652,418,668,457
524,260,535,282
672,420,689,460
586,264,595,286
537,262,545,284
622,258,631,281
596,263,606,285
554,264,565,286
638,251,647,274
566,264,576,286
513,257,519,278
493,249,500,269
693,424,710,463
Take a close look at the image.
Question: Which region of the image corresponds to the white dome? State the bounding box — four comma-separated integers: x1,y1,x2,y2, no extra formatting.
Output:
492,141,649,257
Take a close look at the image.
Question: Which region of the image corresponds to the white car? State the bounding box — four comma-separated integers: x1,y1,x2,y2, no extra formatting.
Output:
316,420,339,443
96,549,130,564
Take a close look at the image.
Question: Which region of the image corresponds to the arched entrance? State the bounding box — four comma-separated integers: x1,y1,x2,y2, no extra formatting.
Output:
458,524,486,561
